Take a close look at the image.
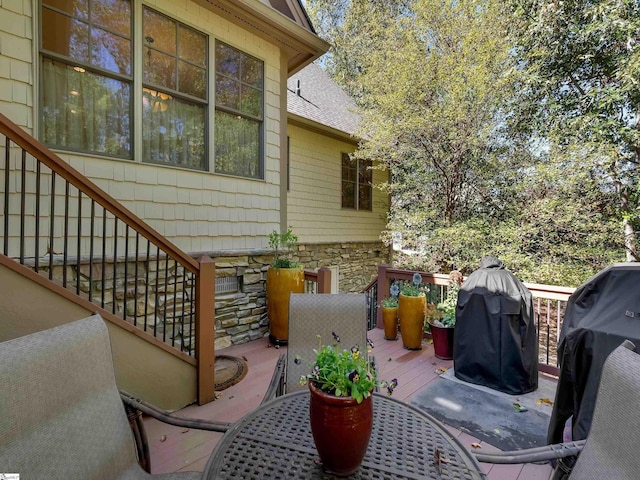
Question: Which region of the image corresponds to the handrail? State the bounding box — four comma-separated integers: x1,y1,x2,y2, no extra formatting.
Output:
0,113,216,404
0,113,198,272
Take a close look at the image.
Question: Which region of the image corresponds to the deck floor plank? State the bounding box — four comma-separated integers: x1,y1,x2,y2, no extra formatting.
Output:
145,328,553,480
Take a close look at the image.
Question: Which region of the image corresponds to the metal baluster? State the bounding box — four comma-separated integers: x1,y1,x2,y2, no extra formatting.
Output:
48,172,56,279
34,160,41,272
101,209,107,308
63,181,69,287
154,246,160,337
134,231,139,327
76,191,82,295
172,258,178,347
113,219,118,315
19,149,26,263
163,253,169,342
3,136,9,256
124,224,129,321
89,200,95,302
144,239,150,331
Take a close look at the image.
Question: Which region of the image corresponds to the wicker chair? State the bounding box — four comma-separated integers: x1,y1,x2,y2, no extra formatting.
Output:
473,340,639,480
0,314,229,479
262,293,370,403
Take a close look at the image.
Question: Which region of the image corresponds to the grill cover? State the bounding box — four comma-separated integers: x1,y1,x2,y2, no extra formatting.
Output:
547,263,640,443
454,256,538,394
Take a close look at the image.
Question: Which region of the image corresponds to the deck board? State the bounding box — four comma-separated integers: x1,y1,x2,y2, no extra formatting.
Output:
145,328,553,480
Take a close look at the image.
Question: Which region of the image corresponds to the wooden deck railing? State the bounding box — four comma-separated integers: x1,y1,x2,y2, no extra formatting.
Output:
0,113,216,404
367,264,575,374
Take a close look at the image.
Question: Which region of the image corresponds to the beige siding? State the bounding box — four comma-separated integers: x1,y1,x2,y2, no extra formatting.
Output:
287,124,388,243
0,0,283,253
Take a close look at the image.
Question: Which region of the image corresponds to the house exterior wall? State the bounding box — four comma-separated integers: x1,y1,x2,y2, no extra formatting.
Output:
287,123,388,243
0,0,284,254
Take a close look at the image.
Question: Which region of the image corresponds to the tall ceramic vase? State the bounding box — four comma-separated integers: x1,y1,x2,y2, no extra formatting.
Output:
382,306,398,340
309,382,373,476
266,266,304,345
398,293,426,350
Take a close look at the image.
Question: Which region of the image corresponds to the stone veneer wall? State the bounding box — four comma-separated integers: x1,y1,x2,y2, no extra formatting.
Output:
41,241,389,351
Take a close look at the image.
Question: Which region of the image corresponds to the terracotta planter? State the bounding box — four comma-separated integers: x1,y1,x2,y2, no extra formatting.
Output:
398,293,426,350
382,306,398,340
266,266,304,345
309,382,373,476
430,322,455,360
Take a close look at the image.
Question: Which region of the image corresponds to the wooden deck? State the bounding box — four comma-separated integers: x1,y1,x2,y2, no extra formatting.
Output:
145,328,554,480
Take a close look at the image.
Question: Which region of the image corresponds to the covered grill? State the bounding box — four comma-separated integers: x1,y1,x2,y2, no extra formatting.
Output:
454,256,538,394
548,263,640,443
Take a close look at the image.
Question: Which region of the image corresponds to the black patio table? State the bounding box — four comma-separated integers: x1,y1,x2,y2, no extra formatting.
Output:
203,390,487,479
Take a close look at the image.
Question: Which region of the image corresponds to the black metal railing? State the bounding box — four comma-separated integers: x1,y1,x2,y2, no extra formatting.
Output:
0,114,207,358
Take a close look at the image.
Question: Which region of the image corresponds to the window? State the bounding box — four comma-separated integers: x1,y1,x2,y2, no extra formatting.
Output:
40,0,133,157
342,153,372,211
214,41,264,179
142,7,208,170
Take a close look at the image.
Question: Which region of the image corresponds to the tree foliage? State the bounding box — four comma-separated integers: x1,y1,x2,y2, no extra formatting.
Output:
509,0,640,261
307,0,633,285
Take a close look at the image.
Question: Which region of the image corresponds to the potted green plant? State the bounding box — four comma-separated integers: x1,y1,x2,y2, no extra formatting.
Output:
299,334,397,476
266,227,304,345
428,271,463,360
398,273,427,350
424,302,442,340
381,284,400,340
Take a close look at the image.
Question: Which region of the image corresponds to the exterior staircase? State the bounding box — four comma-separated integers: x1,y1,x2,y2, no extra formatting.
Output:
0,113,216,409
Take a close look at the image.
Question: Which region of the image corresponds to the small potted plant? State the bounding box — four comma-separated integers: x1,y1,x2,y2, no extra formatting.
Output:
398,273,427,350
428,271,463,360
424,302,442,340
266,227,304,345
298,334,397,476
381,284,400,340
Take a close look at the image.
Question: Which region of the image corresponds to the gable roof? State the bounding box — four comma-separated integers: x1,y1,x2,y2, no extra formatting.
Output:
287,63,361,141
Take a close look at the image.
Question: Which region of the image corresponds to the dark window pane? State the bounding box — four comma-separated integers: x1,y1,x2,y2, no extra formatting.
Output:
342,182,355,209
178,60,206,99
92,0,130,36
42,8,89,62
215,110,261,178
41,58,131,157
43,0,88,20
359,184,372,211
144,47,176,90
215,43,240,79
215,73,240,110
241,55,262,87
241,85,261,117
143,7,176,55
91,27,131,74
142,88,206,170
178,25,206,67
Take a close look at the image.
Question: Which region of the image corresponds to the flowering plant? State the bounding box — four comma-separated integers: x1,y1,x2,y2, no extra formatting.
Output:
400,272,426,297
298,332,398,404
381,283,400,308
433,271,464,328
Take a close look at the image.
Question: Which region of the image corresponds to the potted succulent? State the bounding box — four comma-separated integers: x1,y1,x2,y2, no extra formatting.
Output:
266,227,304,345
397,273,427,350
299,334,397,476
380,284,400,340
428,271,463,360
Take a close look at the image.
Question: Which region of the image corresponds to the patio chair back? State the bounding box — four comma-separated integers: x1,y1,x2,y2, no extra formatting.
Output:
285,293,368,394
568,340,640,479
0,315,159,478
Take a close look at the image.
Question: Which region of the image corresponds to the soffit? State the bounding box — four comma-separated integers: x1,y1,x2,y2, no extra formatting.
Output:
195,0,328,73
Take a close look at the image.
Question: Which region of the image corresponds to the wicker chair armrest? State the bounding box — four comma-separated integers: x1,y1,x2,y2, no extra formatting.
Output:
473,440,585,464
261,353,286,404
120,391,231,432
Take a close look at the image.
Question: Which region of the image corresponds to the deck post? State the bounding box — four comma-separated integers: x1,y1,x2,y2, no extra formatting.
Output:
376,264,390,329
316,266,332,293
196,255,216,405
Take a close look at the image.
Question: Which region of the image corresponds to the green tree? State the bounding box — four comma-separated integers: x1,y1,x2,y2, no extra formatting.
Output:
509,0,640,261
308,0,523,258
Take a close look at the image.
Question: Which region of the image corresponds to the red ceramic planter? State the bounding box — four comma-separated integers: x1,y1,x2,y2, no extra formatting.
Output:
309,382,373,476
